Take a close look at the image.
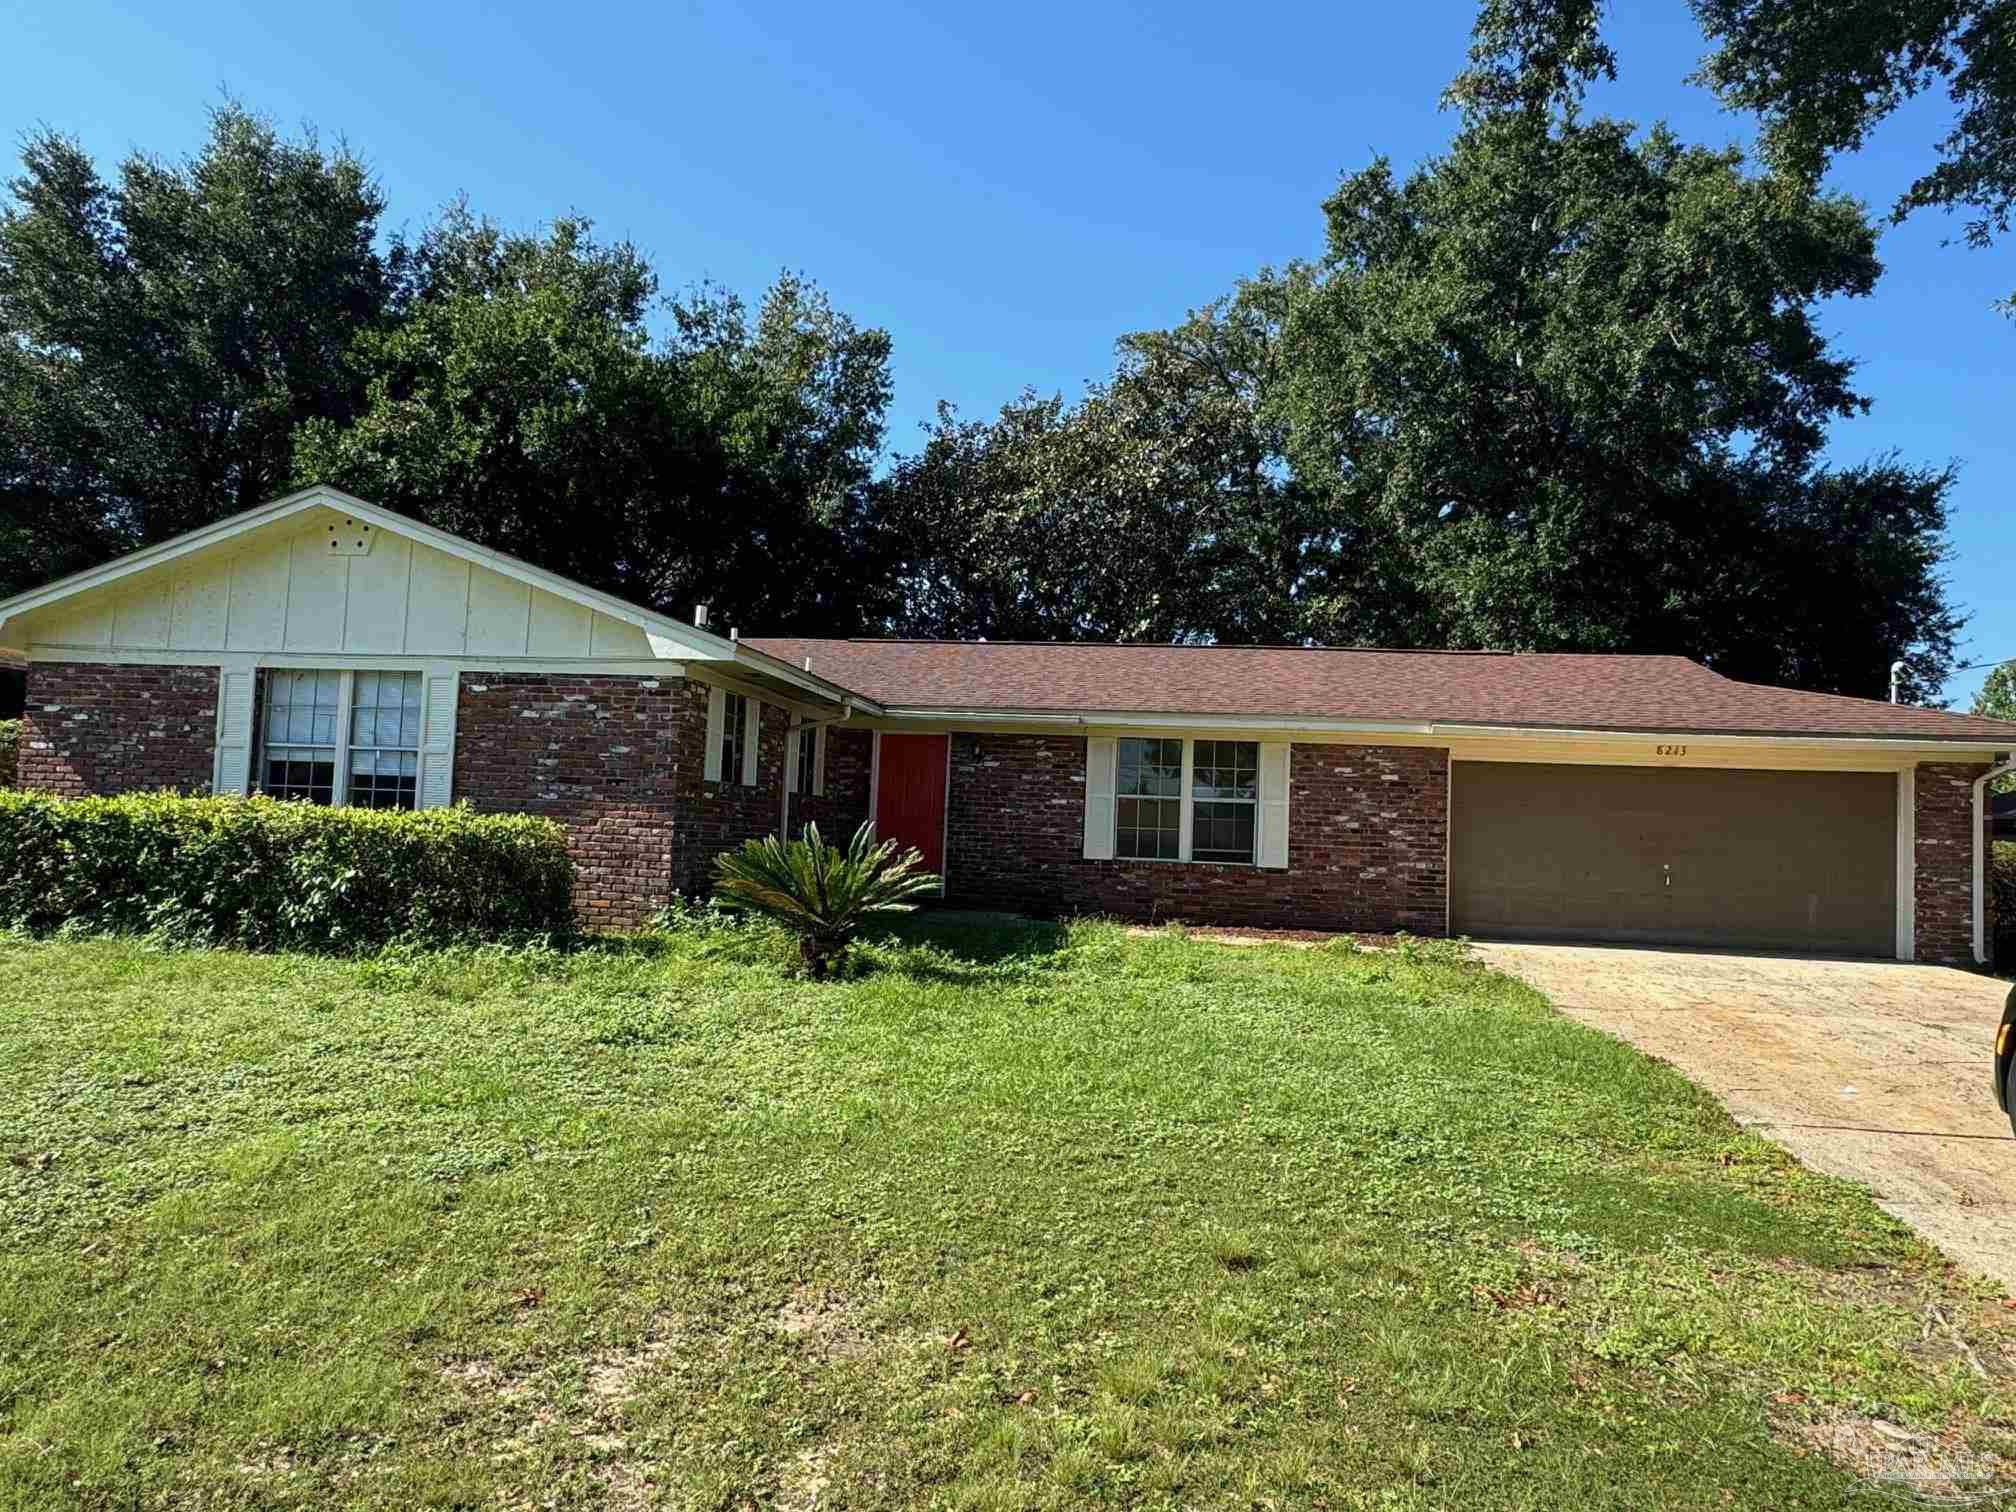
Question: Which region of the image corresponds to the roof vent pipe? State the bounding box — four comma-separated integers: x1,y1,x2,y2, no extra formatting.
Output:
694,604,709,629
1890,660,1908,704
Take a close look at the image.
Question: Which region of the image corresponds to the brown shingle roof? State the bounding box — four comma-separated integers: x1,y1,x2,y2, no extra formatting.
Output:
746,639,2016,744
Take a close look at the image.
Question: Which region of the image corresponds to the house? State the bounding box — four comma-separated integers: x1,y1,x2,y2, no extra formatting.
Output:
1,485,2010,966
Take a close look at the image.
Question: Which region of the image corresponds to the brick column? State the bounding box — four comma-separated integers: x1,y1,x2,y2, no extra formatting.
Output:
1913,761,1994,967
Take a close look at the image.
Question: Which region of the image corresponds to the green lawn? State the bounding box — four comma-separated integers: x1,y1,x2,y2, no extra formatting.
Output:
1,917,2012,1510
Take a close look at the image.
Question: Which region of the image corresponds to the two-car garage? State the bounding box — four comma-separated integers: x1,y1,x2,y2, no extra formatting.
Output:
1449,762,1900,957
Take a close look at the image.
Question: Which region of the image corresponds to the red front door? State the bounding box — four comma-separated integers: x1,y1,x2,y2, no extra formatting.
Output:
875,734,948,882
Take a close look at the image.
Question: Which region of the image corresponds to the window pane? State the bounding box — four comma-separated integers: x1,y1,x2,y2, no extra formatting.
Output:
1118,737,1181,797
264,752,335,806
1193,800,1256,863
351,672,422,753
1194,740,1259,800
1115,794,1180,859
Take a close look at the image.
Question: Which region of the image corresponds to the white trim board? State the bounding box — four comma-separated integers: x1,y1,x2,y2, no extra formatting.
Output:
1895,767,1916,961
29,647,687,678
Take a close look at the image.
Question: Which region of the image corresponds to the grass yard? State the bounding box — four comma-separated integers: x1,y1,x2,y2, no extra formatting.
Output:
2,916,2013,1510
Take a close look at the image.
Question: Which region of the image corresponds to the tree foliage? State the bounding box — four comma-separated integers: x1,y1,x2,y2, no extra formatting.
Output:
292,211,895,634
1695,0,2014,265
1464,0,2015,309
0,104,391,596
0,82,1969,701
879,271,1334,643
1977,662,2016,720
1976,663,2016,793
882,31,1962,698
1275,77,1961,698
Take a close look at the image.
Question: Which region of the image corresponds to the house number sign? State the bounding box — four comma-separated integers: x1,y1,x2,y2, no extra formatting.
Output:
1655,744,1689,757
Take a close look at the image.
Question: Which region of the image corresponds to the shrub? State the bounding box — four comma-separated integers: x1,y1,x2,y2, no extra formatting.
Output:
1993,840,2016,972
0,719,18,788
713,821,940,977
0,791,575,951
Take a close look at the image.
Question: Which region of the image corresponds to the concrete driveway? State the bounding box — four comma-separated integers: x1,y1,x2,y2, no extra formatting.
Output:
1472,941,2016,1293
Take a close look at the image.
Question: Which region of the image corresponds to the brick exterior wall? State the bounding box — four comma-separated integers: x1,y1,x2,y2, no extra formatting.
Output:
1915,760,1994,968
943,733,1450,933
453,671,688,928
18,662,219,796
453,671,811,926
789,726,873,844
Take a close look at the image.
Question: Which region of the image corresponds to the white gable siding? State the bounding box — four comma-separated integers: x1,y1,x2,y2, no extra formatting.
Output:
466,569,531,653
403,543,470,651
18,509,671,665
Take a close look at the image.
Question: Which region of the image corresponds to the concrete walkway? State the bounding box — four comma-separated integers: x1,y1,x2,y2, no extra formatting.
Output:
1473,941,2016,1293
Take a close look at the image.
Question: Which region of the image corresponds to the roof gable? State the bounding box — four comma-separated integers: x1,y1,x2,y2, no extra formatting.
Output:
0,487,735,663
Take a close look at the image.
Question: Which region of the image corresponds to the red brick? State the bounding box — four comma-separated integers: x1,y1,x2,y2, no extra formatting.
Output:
943,734,1449,933
453,673,871,928
1915,761,1993,968
18,663,218,796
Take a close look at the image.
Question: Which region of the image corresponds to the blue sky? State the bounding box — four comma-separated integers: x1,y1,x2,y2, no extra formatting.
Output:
9,0,2010,704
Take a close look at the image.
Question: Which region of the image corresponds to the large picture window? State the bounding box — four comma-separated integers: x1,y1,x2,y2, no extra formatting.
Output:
257,669,422,810
1116,737,1183,860
1111,737,1261,865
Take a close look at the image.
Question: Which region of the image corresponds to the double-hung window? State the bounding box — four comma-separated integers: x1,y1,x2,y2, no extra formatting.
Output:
1113,737,1261,864
257,669,422,810
1190,740,1259,863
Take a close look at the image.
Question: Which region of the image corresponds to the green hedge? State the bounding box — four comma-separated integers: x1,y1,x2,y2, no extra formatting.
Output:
1993,840,2015,973
0,719,18,788
0,792,575,951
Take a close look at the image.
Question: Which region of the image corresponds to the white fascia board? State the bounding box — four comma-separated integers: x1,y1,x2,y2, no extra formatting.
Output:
27,646,687,676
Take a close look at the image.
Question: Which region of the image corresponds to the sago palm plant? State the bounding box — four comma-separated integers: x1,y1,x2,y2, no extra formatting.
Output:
712,821,941,976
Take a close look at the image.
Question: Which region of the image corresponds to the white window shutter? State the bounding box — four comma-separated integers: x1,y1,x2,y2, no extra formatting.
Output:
213,668,257,796
813,725,827,797
1083,736,1117,861
741,698,760,786
419,667,460,809
1258,741,1291,869
783,720,800,794
703,685,726,782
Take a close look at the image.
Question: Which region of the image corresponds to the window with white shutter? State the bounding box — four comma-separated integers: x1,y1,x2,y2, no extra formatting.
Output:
1083,735,1289,867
